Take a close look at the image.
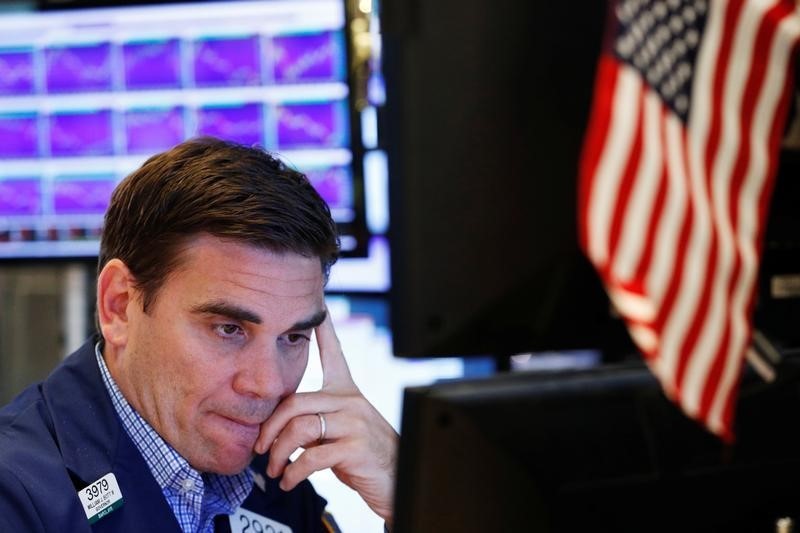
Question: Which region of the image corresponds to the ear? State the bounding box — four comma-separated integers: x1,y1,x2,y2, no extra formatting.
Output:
97,259,136,349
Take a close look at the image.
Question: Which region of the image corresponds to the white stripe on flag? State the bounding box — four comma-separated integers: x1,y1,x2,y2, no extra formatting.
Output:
609,286,656,322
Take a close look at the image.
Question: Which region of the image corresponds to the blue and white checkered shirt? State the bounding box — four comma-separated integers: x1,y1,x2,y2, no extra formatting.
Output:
95,343,254,533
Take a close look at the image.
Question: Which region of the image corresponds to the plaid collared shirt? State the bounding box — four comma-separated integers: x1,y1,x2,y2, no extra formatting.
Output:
95,343,254,533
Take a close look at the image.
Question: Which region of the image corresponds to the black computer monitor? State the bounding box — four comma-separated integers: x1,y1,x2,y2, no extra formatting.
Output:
380,0,634,360
393,359,800,533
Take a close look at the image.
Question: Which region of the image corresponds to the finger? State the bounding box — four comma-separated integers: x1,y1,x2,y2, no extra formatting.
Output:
278,444,346,492
315,311,355,390
266,412,341,478
254,391,344,454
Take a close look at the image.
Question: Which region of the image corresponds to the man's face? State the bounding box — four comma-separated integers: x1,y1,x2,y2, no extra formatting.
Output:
112,234,326,474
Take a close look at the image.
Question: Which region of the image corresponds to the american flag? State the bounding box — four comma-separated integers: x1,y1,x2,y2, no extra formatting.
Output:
578,0,800,440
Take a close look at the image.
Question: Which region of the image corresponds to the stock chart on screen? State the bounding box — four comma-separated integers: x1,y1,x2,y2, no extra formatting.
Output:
45,43,114,94
0,49,35,95
122,39,182,90
124,106,186,154
0,0,363,264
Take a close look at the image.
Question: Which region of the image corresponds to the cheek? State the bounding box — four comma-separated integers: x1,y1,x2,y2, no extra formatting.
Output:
283,348,310,390
175,367,232,428
159,340,232,412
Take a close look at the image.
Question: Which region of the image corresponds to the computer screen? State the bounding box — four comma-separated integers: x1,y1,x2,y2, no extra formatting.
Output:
393,360,800,533
0,0,371,264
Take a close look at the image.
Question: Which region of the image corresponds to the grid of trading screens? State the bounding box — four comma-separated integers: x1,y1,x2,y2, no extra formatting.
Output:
0,0,364,263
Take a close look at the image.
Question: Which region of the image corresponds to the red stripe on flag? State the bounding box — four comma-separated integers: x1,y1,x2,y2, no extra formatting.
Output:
578,56,621,252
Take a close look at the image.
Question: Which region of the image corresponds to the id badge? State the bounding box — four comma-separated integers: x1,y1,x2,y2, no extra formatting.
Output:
229,507,293,533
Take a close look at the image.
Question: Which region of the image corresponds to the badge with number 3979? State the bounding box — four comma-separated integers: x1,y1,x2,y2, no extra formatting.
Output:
77,473,124,524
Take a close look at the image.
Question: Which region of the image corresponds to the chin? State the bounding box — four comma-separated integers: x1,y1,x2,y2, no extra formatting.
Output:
191,444,255,475
204,454,254,476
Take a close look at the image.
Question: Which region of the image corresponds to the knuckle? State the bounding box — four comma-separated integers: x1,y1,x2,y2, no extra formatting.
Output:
347,396,371,417
304,445,331,466
282,419,309,444
350,416,369,435
282,394,301,411
304,416,320,438
284,416,305,436
271,436,291,458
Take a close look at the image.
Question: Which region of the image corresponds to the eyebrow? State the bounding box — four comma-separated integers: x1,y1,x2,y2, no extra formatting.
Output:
190,301,327,331
289,309,327,332
190,301,262,325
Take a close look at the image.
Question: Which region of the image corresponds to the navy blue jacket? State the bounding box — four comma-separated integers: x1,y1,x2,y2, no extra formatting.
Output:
0,339,332,532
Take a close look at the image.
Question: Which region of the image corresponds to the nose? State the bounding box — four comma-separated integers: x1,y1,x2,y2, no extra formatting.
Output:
231,343,289,400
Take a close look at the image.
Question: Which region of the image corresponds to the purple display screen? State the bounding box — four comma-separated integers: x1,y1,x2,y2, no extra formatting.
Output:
0,113,39,158
49,110,114,157
272,31,343,83
197,103,263,146
0,49,35,95
193,36,261,87
123,39,182,90
275,101,347,148
0,178,41,216
0,1,360,262
125,107,185,154
53,175,116,214
305,166,352,209
45,43,113,93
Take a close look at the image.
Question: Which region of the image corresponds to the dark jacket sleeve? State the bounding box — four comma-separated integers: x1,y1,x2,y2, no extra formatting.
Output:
0,465,46,533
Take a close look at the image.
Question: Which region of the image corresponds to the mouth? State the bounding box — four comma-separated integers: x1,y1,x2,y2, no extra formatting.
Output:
213,413,261,441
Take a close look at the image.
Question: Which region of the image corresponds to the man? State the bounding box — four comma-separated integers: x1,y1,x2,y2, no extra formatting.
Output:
0,137,398,532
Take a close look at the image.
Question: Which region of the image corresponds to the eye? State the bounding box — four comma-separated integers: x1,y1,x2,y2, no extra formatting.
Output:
214,323,244,339
282,332,311,346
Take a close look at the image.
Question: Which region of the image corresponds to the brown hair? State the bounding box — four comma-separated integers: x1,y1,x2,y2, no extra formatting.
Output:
99,136,340,312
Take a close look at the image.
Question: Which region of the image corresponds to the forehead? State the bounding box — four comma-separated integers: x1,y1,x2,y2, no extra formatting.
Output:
163,235,325,317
